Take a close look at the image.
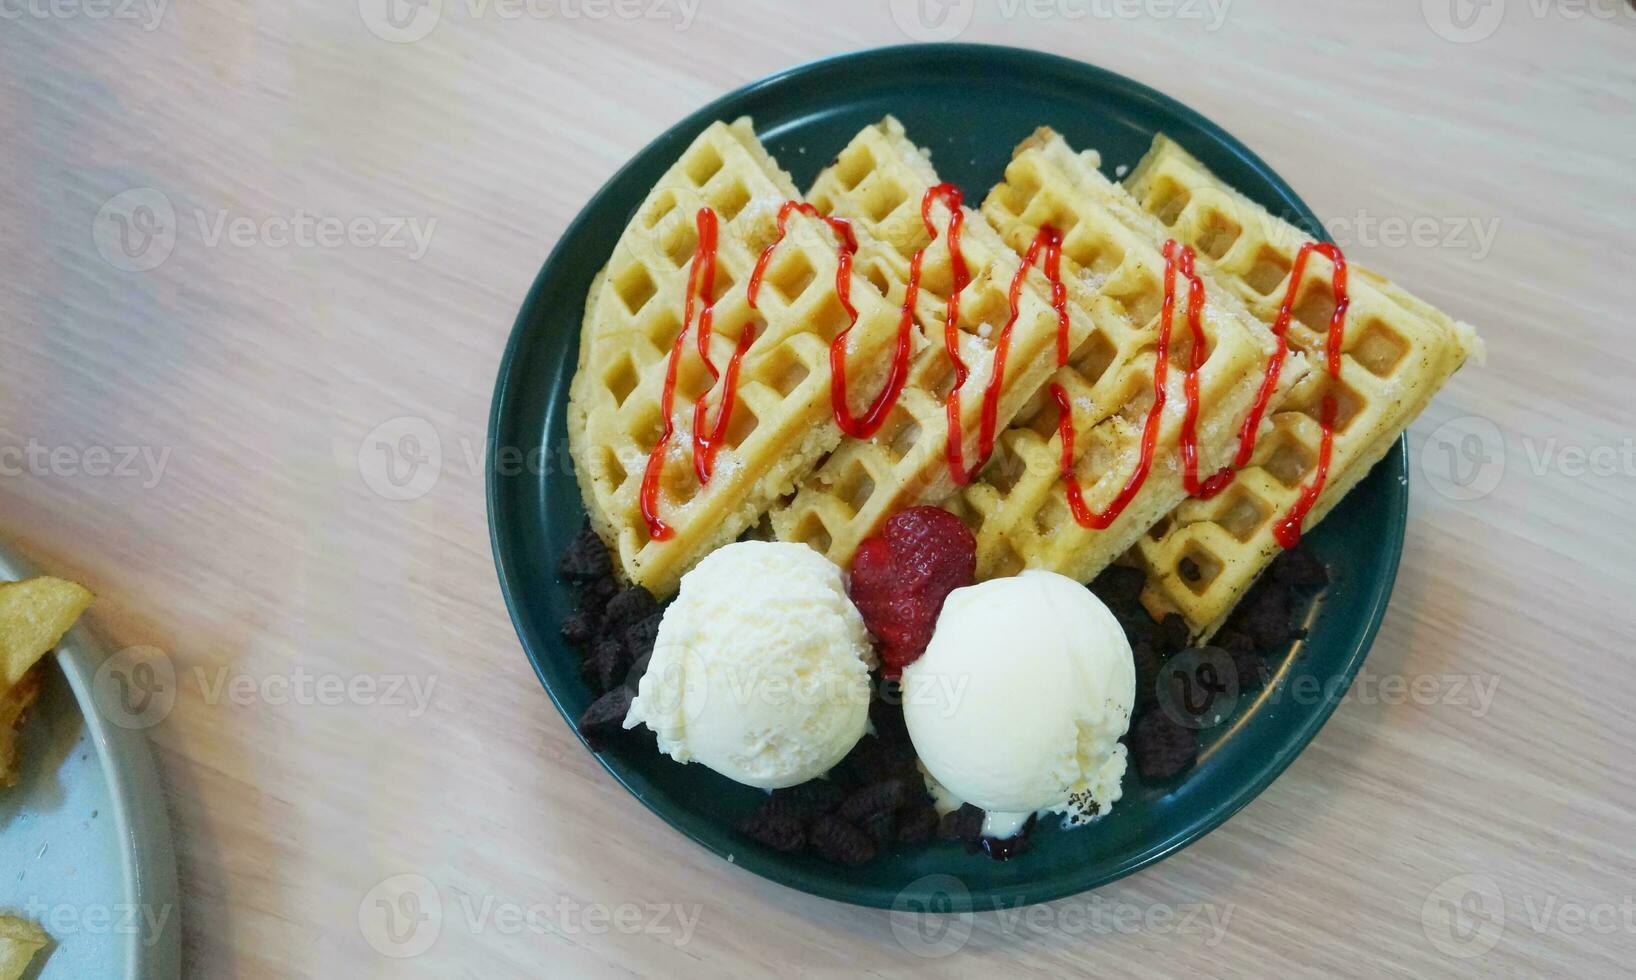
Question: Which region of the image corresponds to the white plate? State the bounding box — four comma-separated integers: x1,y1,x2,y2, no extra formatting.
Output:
0,545,179,980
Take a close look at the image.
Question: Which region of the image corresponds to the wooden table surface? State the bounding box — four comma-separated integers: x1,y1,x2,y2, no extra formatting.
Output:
3,1,1632,976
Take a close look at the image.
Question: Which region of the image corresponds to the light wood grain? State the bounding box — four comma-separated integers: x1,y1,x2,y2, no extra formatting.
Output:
2,0,1632,976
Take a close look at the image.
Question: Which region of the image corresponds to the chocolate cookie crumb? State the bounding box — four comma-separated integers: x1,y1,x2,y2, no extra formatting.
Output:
576,686,633,751
622,650,652,691
1132,641,1164,709
576,577,617,618
839,779,908,824
1229,645,1268,690
938,803,985,846
603,586,660,630
559,521,613,581
622,612,663,660
1131,710,1196,780
1270,546,1329,588
581,637,631,696
1157,613,1191,655
762,781,844,822
559,608,598,645
810,815,878,865
738,812,806,853
895,805,939,844
1090,564,1147,607
838,734,916,787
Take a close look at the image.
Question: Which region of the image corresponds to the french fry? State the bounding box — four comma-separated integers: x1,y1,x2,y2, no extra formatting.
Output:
0,915,50,980
0,577,93,787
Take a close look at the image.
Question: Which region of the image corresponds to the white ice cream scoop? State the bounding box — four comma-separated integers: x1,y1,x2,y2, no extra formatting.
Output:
623,541,873,790
902,570,1135,834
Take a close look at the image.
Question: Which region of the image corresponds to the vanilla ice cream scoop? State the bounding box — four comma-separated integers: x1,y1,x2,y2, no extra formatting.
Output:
902,570,1135,833
623,541,873,790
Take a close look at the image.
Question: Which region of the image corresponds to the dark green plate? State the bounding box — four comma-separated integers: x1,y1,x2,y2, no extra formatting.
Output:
488,44,1406,911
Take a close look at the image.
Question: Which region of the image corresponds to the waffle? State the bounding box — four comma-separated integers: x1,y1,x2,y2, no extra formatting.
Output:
941,128,1309,587
567,119,908,597
1122,135,1484,639
768,117,1109,567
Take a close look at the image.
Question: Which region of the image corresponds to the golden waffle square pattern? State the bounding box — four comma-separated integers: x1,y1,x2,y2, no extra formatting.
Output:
768,117,1106,567
946,129,1306,588
1123,135,1483,639
567,119,907,597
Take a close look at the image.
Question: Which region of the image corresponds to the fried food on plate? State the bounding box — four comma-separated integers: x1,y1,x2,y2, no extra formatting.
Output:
0,576,94,787
0,914,50,980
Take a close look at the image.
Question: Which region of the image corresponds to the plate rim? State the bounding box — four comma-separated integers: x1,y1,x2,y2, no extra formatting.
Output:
488,42,1408,911
0,542,182,979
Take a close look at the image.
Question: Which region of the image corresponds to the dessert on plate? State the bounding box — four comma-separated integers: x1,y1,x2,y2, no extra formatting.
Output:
557,114,1482,863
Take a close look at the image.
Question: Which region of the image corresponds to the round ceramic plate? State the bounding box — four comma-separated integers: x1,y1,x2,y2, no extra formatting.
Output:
0,544,180,979
489,44,1406,911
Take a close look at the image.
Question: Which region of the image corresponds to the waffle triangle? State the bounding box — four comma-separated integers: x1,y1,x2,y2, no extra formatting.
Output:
567,119,908,597
1121,135,1484,639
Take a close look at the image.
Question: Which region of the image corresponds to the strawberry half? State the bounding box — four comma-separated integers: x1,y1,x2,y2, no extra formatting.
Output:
848,507,976,680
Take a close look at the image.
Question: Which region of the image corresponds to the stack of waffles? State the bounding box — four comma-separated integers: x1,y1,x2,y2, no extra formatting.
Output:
568,116,1482,636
